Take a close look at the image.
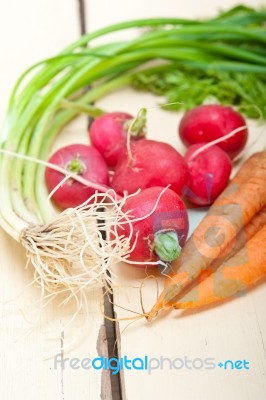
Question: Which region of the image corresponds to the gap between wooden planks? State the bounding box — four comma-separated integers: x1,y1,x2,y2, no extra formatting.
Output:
79,0,124,397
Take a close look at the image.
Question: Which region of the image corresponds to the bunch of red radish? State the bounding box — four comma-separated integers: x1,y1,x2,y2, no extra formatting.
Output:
45,104,248,266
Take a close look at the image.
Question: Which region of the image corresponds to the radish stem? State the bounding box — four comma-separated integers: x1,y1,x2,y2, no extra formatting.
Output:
154,231,181,262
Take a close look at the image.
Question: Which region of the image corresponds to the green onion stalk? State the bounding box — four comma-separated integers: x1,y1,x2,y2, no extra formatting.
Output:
0,5,265,298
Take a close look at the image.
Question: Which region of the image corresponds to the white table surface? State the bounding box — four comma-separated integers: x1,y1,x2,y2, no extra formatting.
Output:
0,1,265,399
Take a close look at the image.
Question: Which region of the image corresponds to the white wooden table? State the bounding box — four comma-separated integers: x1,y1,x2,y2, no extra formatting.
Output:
0,1,265,399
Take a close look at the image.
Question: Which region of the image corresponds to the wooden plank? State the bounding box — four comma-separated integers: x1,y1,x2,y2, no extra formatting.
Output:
0,1,105,399
86,1,266,399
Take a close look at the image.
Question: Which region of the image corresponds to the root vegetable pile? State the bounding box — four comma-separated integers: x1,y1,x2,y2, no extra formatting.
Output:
0,5,265,311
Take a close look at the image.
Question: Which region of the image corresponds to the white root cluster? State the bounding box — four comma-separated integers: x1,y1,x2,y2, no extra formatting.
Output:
19,191,136,301
0,149,168,310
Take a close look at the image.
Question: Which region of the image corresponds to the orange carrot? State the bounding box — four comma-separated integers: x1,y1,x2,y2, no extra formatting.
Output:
148,152,266,319
210,205,266,270
173,224,266,309
227,151,266,187
190,205,266,292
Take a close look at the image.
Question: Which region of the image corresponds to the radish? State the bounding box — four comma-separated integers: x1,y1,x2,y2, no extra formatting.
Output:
45,144,109,209
111,139,189,196
89,111,146,168
114,187,189,264
184,143,232,206
179,105,248,159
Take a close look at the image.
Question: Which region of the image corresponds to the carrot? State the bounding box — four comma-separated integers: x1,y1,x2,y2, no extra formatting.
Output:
173,224,266,309
191,205,266,286
225,151,266,188
210,205,266,270
148,151,266,319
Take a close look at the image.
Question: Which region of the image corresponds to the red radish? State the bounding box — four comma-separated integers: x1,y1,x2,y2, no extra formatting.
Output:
45,144,109,209
111,139,189,196
89,111,146,168
179,105,248,159
184,143,232,206
115,187,189,263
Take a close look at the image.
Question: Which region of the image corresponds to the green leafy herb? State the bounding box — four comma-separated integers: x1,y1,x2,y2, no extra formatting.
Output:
133,67,266,119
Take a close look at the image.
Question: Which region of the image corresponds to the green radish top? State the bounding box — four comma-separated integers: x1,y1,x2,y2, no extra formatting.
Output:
154,231,181,262
124,108,147,138
66,157,85,175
